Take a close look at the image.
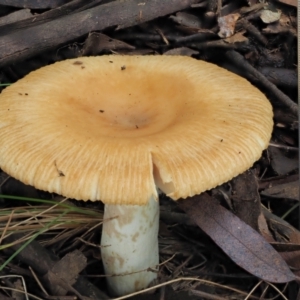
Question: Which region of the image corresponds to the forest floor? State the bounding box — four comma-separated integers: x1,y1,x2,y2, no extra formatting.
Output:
0,0,298,299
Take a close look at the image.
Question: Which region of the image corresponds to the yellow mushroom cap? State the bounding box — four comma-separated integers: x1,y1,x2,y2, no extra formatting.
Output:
0,56,273,204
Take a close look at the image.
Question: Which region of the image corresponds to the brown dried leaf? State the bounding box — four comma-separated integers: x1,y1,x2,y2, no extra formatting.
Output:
261,181,298,200
43,250,87,296
263,208,300,276
82,32,135,56
224,30,248,44
218,13,240,38
268,147,298,175
258,212,274,243
178,194,295,283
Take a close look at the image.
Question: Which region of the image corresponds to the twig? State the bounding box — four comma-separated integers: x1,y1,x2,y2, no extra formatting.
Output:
238,19,268,45
269,142,298,151
189,289,229,300
0,0,202,67
225,50,298,116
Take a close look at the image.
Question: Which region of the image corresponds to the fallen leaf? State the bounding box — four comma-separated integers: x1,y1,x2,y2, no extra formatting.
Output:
178,194,296,283
82,32,135,56
224,30,248,44
260,9,281,24
218,13,240,38
268,147,298,175
43,250,87,296
263,207,300,276
261,181,298,200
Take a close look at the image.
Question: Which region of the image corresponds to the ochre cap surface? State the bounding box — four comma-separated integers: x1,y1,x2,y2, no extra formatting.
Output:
0,56,273,204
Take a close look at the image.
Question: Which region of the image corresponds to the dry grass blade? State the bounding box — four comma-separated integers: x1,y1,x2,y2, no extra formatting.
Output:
0,275,29,300
0,196,103,250
112,277,263,300
0,285,43,300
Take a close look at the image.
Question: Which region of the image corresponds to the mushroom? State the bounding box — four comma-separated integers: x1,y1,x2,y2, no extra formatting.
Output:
0,55,273,296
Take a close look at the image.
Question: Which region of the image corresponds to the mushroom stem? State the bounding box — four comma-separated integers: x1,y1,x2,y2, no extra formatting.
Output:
100,196,159,296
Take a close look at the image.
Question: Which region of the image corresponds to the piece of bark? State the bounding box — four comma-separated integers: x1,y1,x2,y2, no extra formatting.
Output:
0,0,68,9
3,233,109,299
43,250,87,296
0,0,201,68
231,170,261,231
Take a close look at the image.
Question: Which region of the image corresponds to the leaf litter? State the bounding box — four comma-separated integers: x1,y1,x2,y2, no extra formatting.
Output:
0,0,298,299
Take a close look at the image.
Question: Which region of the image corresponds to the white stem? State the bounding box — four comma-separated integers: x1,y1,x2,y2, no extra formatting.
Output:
100,197,159,296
